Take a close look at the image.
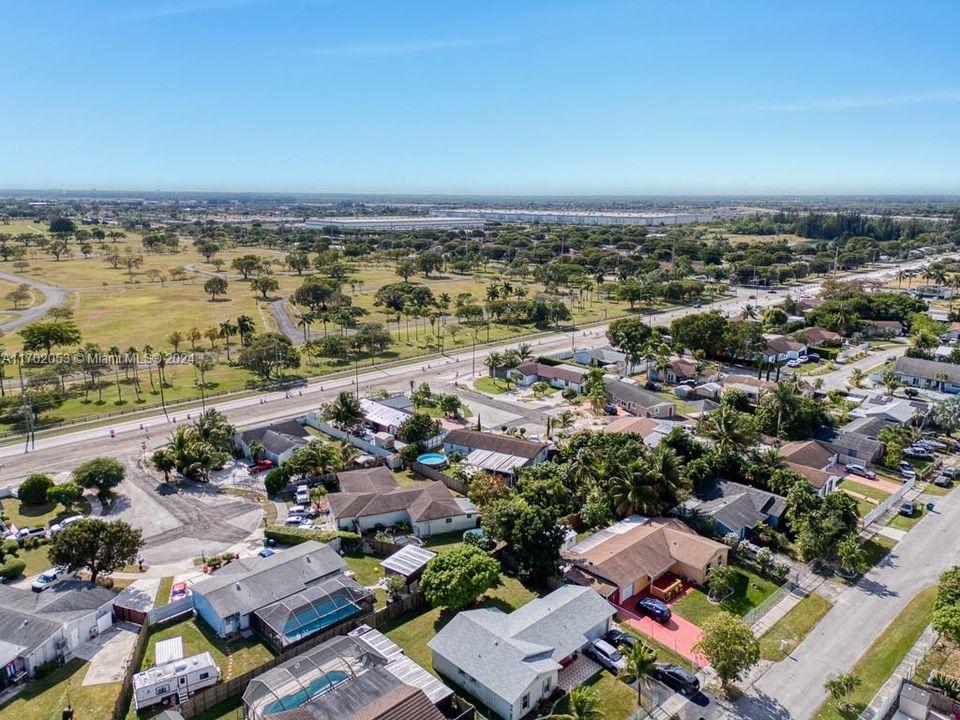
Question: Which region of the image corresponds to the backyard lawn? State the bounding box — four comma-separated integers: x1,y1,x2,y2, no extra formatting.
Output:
140,616,274,680
383,574,537,672
814,586,936,719
422,530,467,554
759,592,833,661
672,566,781,626
344,551,384,586
0,658,121,720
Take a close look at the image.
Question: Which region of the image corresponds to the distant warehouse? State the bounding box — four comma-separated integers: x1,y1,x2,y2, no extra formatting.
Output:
440,208,719,226
303,216,486,230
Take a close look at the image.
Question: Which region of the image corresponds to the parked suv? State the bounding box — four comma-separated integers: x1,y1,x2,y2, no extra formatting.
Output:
635,596,672,623
652,664,700,695
586,639,627,673
32,568,60,592
844,464,876,479
605,628,640,650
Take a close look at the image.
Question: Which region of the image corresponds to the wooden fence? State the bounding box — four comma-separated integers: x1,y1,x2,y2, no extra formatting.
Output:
409,461,469,495
176,590,425,719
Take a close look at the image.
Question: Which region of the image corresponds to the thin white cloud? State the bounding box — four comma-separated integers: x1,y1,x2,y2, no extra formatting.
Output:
733,90,960,113
118,0,273,21
311,38,485,58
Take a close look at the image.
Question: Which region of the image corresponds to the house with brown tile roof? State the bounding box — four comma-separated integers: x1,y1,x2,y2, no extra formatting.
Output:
778,440,842,494
329,468,479,538
795,327,842,346
561,517,728,605
512,362,587,393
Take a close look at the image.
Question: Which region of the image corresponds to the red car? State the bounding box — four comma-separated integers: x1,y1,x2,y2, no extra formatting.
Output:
170,582,190,602
247,460,274,474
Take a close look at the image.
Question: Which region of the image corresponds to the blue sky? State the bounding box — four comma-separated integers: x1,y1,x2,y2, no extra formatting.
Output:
1,0,959,195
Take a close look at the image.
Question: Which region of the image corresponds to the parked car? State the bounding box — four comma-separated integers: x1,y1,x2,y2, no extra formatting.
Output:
652,664,701,695
679,379,698,387
284,516,305,527
933,474,952,488
786,359,802,368
295,485,310,504
258,547,276,558
586,638,628,673
31,569,60,592
644,381,662,392
748,294,756,299
287,504,307,517
886,355,897,364
170,582,190,602
844,464,876,479
899,501,916,517
943,467,959,478
918,439,947,451
16,527,47,543
49,514,84,536
806,353,821,363
905,446,933,459
635,596,672,623
247,460,274,474
604,403,619,416
605,628,640,650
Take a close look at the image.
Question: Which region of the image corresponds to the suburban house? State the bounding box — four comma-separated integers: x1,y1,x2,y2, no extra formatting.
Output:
761,334,807,364
648,356,719,385
328,466,479,537
720,375,777,404
0,581,116,685
946,322,960,342
513,362,587,394
861,319,904,338
682,481,787,540
778,439,843,494
893,356,960,395
244,626,453,720
428,586,615,720
235,418,311,466
602,415,673,447
561,517,728,606
443,429,549,477
360,396,414,435
852,393,929,426
191,541,350,638
573,345,630,373
814,427,884,464
796,297,824,315
603,377,676,418
795,327,842,346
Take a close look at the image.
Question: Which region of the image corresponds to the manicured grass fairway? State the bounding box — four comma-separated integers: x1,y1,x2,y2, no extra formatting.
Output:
813,586,936,720
0,658,121,720
759,592,833,660
671,566,780,626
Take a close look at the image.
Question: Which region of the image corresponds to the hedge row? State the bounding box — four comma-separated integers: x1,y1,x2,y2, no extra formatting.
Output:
264,526,360,548
808,346,839,360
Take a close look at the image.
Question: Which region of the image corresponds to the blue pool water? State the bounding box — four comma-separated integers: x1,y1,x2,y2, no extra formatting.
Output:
417,453,447,466
282,597,360,642
264,671,349,714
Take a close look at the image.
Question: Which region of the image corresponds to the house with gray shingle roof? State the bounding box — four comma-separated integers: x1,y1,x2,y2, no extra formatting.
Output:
428,586,614,720
235,418,311,465
682,481,787,540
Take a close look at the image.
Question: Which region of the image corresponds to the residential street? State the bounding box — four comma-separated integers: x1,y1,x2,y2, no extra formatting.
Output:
736,482,957,719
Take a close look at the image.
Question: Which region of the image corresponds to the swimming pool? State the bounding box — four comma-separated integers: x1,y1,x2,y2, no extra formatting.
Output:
282,597,360,642
417,453,448,468
264,671,349,714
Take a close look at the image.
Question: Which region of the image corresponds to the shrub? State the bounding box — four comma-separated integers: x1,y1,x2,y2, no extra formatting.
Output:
809,346,840,360
33,660,58,679
0,557,26,579
264,467,291,495
19,474,54,506
2,540,19,555
385,574,407,600
400,443,425,465
561,388,577,400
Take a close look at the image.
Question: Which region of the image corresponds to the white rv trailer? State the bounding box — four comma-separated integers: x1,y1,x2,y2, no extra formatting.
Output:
132,651,221,710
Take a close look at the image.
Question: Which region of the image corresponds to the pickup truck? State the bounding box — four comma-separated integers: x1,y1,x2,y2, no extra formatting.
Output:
247,460,274,474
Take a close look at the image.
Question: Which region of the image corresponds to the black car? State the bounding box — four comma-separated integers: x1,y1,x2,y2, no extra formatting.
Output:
635,596,672,623
605,628,640,650
644,380,663,392
652,664,700,695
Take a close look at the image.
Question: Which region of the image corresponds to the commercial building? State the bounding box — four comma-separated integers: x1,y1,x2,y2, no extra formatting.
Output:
304,216,486,230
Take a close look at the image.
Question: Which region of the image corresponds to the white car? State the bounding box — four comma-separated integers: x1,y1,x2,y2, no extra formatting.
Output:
32,569,60,592
295,490,310,505
49,514,84,536
287,505,307,517
284,516,305,527
587,638,628,673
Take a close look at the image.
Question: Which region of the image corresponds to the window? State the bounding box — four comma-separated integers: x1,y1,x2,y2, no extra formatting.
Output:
543,677,551,692
445,518,453,524
199,672,209,680
522,694,530,710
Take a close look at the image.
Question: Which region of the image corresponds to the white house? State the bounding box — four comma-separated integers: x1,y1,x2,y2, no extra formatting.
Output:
512,362,587,394
428,586,615,720
893,356,960,395
761,334,807,364
235,418,311,466
328,466,479,537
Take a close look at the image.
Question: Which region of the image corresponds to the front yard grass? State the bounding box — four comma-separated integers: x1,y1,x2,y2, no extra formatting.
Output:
888,503,929,531
383,574,537,672
154,576,174,608
921,480,953,497
1,496,93,530
140,615,274,680
472,376,512,395
671,566,781,627
759,592,833,661
813,586,936,720
0,658,120,720
839,479,891,503
860,534,897,573
551,671,637,720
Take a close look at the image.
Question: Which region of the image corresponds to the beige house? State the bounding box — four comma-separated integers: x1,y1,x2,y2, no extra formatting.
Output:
561,517,728,605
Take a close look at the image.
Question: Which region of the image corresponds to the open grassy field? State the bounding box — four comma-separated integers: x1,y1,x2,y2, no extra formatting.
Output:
0,658,121,720
759,592,832,660
813,586,936,720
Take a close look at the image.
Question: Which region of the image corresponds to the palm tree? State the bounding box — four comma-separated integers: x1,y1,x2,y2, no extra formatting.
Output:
484,351,503,379
219,320,238,361
516,342,533,362
236,314,256,346
295,312,314,343
567,447,600,488
620,643,657,710
322,391,364,430
552,685,605,720
849,368,865,388
610,460,659,516
761,381,800,437
696,404,758,455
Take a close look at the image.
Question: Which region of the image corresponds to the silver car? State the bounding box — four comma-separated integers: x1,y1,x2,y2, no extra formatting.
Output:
587,638,628,673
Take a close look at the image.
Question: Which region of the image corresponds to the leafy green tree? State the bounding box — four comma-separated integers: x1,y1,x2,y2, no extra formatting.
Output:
351,323,393,357
467,472,512,509
322,391,364,430
238,333,300,380
579,489,612,530
395,259,416,282
694,612,760,687
420,544,500,610
20,320,82,355
707,562,732,600
5,283,31,309
19,473,54,506
203,276,229,300
231,254,263,279
286,252,311,275
250,276,280,299
836,533,866,576
397,413,441,444
483,496,565,583
46,481,82,510
48,518,143,584
72,457,125,500
48,217,76,234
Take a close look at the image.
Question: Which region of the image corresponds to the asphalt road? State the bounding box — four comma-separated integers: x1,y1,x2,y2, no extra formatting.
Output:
0,270,68,332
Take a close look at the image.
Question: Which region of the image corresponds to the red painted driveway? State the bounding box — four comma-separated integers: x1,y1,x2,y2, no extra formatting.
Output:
616,589,705,664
